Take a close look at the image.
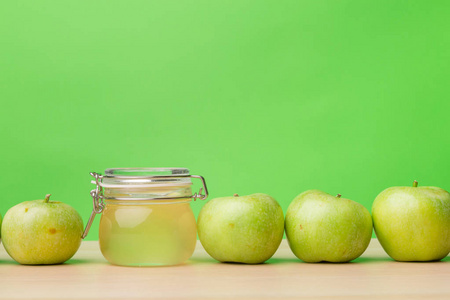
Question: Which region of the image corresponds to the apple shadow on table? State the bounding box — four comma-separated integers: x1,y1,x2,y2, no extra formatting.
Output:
351,256,393,263
265,258,302,264
0,258,104,266
189,257,297,265
267,257,394,264
0,259,49,266
190,257,400,265
190,258,305,264
354,256,450,264
189,257,221,264
65,259,98,265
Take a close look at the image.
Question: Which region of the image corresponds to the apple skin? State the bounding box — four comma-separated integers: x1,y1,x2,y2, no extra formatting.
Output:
372,183,450,262
1,196,84,265
285,190,372,263
197,193,284,264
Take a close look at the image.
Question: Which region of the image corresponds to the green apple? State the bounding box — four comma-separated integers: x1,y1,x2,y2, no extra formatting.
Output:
197,193,284,264
285,190,372,263
1,194,84,265
372,181,450,261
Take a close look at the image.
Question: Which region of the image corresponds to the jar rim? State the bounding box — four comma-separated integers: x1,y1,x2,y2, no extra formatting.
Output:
104,167,190,177
99,168,192,187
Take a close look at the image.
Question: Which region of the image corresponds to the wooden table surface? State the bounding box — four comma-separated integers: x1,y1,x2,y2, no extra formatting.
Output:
0,239,449,300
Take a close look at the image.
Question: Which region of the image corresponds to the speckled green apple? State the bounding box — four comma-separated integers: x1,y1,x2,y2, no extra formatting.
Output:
285,190,372,263
197,193,284,264
372,181,450,262
1,194,84,265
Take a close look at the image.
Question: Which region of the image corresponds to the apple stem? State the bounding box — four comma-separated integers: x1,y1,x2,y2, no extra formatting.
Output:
44,194,51,203
336,194,341,198
234,193,239,197
413,180,418,187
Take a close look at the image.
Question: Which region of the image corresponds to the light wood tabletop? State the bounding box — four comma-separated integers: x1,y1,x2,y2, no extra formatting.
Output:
0,239,448,300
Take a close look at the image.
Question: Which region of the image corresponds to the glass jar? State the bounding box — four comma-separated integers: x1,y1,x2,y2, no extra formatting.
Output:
82,168,208,266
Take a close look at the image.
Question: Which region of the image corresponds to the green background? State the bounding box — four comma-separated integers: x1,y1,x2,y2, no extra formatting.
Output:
1,1,449,241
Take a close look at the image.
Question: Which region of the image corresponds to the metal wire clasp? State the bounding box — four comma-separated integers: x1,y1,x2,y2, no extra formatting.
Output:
190,175,208,201
82,172,105,239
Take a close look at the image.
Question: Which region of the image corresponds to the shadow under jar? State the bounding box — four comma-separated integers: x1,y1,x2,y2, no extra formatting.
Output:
83,168,208,266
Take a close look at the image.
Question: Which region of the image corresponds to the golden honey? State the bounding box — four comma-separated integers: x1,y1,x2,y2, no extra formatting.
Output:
99,199,196,266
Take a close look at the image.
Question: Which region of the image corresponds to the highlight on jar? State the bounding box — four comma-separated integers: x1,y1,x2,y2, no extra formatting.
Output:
82,168,209,267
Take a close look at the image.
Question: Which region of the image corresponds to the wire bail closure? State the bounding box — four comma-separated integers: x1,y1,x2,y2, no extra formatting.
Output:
81,171,209,239
82,172,105,239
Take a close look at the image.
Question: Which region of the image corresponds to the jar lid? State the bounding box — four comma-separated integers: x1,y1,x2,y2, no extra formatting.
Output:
95,168,193,188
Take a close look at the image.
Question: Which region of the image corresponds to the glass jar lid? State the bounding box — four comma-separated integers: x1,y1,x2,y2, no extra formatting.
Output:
89,168,208,201
98,168,193,188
